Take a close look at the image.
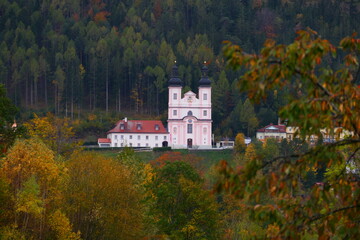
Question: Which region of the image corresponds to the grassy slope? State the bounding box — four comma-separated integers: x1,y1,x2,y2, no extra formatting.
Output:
93,148,235,169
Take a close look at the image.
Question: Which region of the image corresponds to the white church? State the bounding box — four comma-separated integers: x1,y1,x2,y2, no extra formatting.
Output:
167,63,212,149
98,63,213,149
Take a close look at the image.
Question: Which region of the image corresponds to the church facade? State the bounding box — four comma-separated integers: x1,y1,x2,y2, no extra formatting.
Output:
167,64,212,149
98,63,213,149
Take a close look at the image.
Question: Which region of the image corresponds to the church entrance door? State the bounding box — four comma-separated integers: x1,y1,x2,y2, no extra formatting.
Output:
187,138,193,148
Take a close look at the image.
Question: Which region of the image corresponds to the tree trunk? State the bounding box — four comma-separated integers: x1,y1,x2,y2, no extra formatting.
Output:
156,88,159,116
44,69,48,107
71,67,74,119
25,75,28,108
106,58,109,112
34,78,38,106
118,88,121,112
93,62,96,111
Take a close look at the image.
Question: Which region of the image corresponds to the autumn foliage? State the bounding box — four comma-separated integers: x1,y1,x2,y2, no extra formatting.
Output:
150,151,205,175
220,30,360,238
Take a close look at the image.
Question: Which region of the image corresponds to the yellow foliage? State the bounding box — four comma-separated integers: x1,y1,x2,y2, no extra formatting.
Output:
1,138,68,239
25,113,57,141
245,143,257,163
266,223,280,238
2,138,61,190
87,113,97,121
66,152,144,239
15,176,44,217
143,163,155,186
0,225,27,240
49,210,81,240
234,133,246,154
79,64,85,79
24,113,77,156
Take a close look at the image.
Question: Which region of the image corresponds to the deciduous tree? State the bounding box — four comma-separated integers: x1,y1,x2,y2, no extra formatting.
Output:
66,152,144,240
24,113,78,156
219,30,360,238
149,161,221,239
234,133,246,154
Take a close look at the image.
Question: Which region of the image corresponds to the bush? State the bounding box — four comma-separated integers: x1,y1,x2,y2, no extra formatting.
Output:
153,147,172,152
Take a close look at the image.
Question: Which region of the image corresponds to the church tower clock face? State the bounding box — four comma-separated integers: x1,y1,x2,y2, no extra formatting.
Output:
187,96,193,102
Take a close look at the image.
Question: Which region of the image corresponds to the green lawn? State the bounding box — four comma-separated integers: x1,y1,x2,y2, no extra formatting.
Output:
91,148,235,169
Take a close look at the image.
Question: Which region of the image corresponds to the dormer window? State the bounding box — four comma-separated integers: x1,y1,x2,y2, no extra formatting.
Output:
120,124,125,130
136,124,142,130
155,124,159,131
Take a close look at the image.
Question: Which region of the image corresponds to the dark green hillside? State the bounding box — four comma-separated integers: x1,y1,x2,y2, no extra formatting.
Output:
1,0,359,137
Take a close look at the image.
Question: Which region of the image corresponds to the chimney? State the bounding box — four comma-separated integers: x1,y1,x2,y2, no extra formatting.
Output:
124,117,128,123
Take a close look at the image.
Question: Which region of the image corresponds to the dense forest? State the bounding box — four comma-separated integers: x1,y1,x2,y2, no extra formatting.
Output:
1,0,360,137
1,1,360,239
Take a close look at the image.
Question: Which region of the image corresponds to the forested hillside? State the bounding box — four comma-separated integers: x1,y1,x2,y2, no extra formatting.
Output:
1,0,359,136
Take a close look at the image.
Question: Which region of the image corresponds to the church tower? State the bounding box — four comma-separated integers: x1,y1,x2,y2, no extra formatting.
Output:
168,63,212,149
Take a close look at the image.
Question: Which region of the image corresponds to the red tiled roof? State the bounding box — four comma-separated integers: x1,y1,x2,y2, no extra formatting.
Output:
107,120,168,134
257,123,286,133
98,138,111,143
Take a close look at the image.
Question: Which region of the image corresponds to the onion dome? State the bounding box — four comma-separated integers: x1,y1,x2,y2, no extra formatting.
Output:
168,63,183,87
199,63,211,87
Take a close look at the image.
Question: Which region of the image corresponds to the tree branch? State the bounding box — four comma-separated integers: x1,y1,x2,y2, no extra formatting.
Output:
261,139,360,170
335,147,360,180
309,205,360,223
353,57,360,84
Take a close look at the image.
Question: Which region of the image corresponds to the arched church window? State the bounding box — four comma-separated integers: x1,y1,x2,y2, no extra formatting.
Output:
187,111,193,116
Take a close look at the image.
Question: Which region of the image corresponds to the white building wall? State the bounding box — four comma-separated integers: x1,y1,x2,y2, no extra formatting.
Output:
256,132,287,140
108,133,169,148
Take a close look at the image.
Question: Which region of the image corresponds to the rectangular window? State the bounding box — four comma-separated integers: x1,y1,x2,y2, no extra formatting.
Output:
146,143,149,147
121,135,124,139
187,124,193,134
155,143,158,147
173,110,177,116
115,135,117,139
130,135,132,139
164,136,167,140
173,93,177,100
203,110,207,116
203,93,207,100
115,143,117,147
137,143,140,147
137,135,140,140
155,136,158,140
121,143,123,147
120,124,125,130
146,135,149,140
